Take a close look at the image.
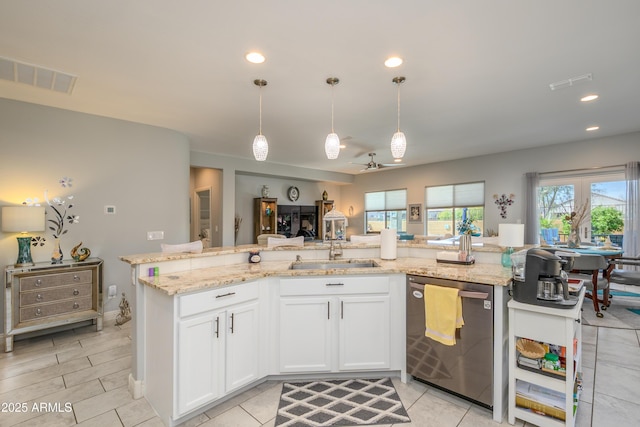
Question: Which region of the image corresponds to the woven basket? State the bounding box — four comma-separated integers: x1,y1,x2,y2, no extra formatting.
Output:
516,338,545,359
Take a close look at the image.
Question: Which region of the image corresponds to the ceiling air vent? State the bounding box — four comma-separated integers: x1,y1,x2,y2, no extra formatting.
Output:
0,56,77,94
549,73,592,91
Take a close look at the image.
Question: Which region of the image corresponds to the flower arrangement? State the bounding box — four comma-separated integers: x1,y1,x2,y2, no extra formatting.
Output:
564,199,589,248
45,177,79,238
457,217,479,235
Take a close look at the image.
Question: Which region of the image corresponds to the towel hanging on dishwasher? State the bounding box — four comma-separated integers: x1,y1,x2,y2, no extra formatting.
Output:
424,284,464,346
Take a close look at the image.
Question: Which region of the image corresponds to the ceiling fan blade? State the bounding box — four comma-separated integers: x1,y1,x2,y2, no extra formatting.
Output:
380,163,404,167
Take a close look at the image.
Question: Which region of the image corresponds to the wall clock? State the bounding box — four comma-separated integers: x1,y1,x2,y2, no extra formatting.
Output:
287,186,299,202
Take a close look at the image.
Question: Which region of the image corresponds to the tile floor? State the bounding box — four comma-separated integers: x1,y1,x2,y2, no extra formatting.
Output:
1,298,639,427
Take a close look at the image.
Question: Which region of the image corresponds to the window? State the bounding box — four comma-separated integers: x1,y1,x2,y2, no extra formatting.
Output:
364,189,407,232
537,169,625,245
425,182,485,236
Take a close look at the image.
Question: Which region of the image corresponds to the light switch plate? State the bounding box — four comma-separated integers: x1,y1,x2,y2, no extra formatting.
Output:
147,231,164,240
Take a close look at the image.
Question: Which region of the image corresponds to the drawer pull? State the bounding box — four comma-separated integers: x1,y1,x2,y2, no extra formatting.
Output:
36,293,43,301
35,308,42,316
214,316,220,338
325,283,344,286
73,275,80,281
35,279,42,287
215,292,236,299
73,302,80,309
230,313,235,334
73,289,80,296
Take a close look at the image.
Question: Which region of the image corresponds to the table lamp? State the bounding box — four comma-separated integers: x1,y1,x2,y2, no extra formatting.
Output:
499,223,525,267
2,206,46,267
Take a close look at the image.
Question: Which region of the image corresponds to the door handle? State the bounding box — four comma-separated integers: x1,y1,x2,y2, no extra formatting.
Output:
341,301,344,319
327,301,330,319
230,313,235,334
214,316,220,338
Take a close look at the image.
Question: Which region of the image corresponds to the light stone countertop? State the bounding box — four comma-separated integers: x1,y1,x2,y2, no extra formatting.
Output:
139,257,513,296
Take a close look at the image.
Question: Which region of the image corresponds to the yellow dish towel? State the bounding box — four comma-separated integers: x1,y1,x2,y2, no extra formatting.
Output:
424,284,464,346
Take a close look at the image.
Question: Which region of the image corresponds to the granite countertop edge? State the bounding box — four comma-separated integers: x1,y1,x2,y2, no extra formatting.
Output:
138,257,512,296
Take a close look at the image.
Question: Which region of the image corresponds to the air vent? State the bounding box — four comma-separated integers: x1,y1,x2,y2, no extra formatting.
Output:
549,73,592,91
0,56,77,94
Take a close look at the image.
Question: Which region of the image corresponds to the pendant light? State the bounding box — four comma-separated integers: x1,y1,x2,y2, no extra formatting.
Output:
252,79,269,161
325,77,341,160
390,76,407,159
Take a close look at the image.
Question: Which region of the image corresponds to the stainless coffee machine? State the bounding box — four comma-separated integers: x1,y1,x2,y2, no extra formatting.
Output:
511,248,579,308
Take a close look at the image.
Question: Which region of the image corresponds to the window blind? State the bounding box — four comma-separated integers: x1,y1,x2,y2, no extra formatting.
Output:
365,189,407,211
426,182,484,208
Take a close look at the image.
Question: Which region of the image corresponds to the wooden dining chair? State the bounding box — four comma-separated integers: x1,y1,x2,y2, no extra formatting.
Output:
568,254,611,318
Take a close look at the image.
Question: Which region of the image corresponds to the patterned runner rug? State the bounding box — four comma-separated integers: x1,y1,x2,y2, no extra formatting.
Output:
274,378,411,427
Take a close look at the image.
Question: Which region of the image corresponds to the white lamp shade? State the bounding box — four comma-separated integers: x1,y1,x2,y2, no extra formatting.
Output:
253,134,269,161
2,206,46,233
390,131,406,159
325,132,340,159
499,223,525,247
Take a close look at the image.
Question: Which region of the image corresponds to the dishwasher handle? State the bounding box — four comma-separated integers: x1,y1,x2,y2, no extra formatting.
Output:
410,283,489,300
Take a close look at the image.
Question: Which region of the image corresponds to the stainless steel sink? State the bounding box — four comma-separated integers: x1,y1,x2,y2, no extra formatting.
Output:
289,259,380,270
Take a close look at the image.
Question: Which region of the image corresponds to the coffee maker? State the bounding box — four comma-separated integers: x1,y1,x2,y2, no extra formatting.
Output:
512,248,579,308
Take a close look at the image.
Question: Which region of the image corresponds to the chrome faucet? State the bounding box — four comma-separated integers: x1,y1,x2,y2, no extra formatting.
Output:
329,241,343,260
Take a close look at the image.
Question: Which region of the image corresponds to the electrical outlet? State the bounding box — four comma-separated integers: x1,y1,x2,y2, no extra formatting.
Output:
108,285,117,299
147,231,164,240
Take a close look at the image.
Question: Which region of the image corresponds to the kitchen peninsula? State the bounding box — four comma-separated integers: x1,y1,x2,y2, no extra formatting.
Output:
120,241,513,427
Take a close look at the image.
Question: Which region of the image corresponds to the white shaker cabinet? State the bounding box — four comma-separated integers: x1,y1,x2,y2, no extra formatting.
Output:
145,280,263,424
278,276,391,373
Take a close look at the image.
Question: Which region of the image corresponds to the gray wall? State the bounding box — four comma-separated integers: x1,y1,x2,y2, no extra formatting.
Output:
0,99,190,330
341,132,640,238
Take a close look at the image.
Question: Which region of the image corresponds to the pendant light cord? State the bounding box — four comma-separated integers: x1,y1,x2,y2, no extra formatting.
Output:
396,83,401,132
331,83,335,133
258,86,263,135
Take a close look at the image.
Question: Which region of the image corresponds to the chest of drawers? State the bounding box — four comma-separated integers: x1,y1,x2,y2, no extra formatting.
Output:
4,258,103,352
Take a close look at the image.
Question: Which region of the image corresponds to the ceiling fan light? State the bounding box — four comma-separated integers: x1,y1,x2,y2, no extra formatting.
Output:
253,134,269,161
391,131,406,159
325,132,340,160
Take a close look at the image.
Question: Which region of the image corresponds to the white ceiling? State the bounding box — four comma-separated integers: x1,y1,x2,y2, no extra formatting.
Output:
2,1,639,175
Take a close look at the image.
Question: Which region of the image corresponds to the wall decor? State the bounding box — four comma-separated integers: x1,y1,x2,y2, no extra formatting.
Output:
493,193,515,219
408,203,422,223
287,186,299,202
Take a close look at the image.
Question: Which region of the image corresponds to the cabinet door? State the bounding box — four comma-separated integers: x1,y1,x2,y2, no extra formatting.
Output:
279,297,332,372
177,311,224,415
339,295,390,371
225,300,260,392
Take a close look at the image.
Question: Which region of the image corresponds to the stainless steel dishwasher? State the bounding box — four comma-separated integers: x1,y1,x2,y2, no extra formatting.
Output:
406,275,494,408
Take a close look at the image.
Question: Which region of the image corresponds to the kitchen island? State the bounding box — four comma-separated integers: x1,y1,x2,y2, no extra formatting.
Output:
121,242,513,427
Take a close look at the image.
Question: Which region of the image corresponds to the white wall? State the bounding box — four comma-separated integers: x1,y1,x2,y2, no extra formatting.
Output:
0,99,190,329
342,132,640,237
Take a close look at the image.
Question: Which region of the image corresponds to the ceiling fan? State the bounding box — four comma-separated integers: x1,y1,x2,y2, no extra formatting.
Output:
355,152,404,172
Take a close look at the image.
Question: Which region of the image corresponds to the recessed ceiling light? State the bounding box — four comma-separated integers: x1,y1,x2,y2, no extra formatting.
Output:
245,52,265,64
586,126,600,131
581,94,599,102
384,57,403,68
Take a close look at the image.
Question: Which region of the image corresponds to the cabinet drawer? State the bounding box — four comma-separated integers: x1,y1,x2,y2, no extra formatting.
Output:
20,270,93,292
19,296,93,323
179,281,259,318
280,276,389,296
20,283,93,307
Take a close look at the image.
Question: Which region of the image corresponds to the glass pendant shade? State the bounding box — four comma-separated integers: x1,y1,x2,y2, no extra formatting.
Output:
253,134,268,161
390,131,407,159
325,132,340,159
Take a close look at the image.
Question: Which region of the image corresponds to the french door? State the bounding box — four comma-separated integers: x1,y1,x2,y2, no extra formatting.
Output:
538,170,626,245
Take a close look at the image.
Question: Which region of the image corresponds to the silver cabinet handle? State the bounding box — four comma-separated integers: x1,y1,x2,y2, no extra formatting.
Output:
327,301,330,319
341,301,344,319
36,293,43,301
35,279,42,287
35,308,42,316
215,292,236,299
73,302,80,309
325,283,344,286
73,289,80,296
73,275,80,281
230,313,235,334
214,316,220,338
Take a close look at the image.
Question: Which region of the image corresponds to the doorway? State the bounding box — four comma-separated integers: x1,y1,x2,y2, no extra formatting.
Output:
190,167,223,248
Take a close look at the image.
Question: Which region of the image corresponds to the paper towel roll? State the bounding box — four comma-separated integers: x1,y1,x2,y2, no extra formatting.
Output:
380,229,397,260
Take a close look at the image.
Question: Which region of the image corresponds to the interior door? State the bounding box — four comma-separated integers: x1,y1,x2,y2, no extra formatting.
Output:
192,187,211,247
